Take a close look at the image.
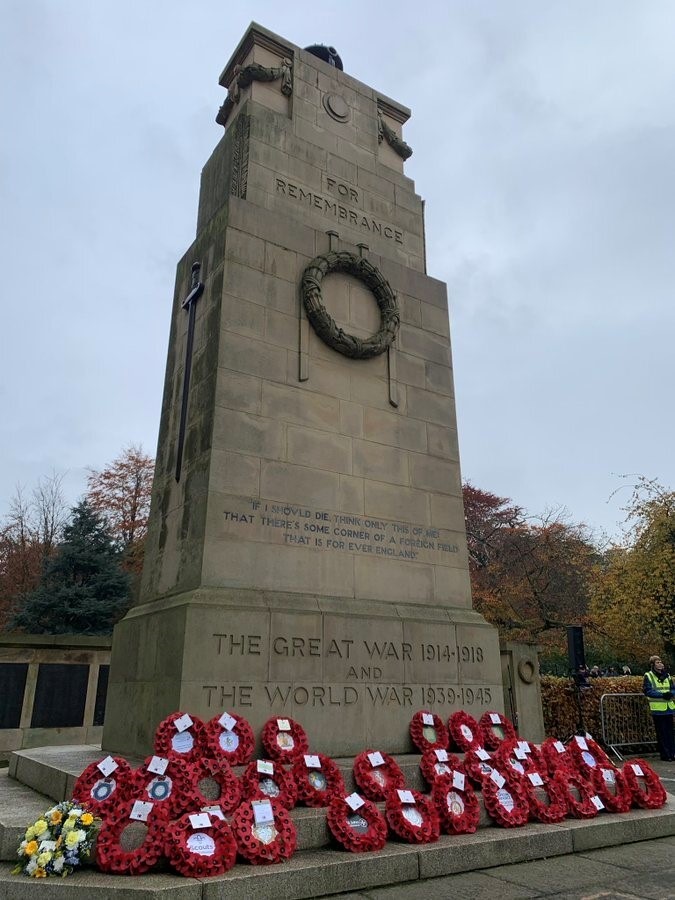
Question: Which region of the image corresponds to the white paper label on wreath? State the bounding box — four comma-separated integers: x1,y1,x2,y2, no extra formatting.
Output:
591,795,605,811
490,713,502,724
304,754,321,769
189,812,211,829
511,761,525,775
575,736,588,750
497,788,514,811
345,792,365,811
632,764,644,777
257,760,274,775
446,790,465,816
187,832,216,856
174,713,193,733
514,748,527,760
277,718,291,732
97,755,118,777
368,751,385,767
582,751,597,768
130,800,154,822
172,730,194,754
554,741,566,754
203,805,226,820
490,769,506,789
476,748,491,761
397,789,415,804
252,799,275,826
147,756,169,776
518,741,530,754
422,712,434,726
528,773,544,787
460,724,474,742
219,712,237,732
219,730,239,753
434,749,449,762
452,771,466,791
602,769,616,784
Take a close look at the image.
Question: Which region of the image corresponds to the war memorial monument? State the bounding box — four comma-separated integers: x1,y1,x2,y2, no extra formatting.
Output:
102,22,503,758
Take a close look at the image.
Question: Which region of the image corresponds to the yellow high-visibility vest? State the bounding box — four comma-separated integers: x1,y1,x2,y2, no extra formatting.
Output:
645,670,675,713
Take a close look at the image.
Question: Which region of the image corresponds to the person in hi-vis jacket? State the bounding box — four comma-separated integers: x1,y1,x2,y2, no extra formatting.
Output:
643,655,675,761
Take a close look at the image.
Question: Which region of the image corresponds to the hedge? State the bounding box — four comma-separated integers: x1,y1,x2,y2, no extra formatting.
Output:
540,675,653,743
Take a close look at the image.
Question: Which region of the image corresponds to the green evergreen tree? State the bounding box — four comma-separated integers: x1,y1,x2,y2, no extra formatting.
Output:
10,501,130,634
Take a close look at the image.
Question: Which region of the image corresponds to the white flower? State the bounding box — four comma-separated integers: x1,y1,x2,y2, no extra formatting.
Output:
26,859,37,875
19,841,27,852
69,808,83,818
74,829,87,844
52,856,65,873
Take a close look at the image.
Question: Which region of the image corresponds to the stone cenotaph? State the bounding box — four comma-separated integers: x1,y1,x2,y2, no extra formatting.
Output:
102,23,503,757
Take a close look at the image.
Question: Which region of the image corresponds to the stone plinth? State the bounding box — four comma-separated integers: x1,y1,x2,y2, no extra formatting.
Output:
102,22,503,758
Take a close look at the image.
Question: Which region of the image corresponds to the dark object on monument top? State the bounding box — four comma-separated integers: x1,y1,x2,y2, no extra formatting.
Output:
304,44,343,70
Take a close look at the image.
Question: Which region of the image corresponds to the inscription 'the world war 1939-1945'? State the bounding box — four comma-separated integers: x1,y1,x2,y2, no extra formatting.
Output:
222,497,460,564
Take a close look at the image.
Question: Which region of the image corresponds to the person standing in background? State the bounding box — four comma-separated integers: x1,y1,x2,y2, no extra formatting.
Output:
643,655,675,761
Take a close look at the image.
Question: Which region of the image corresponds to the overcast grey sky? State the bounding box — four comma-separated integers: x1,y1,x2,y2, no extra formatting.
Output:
2,1,674,540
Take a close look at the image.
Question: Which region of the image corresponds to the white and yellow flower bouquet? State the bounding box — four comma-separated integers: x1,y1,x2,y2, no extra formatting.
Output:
13,801,99,879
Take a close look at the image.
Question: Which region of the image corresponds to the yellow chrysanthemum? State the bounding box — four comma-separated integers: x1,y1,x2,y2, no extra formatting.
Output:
34,820,48,835
62,819,74,832
65,831,80,849
24,841,38,856
25,826,36,840
37,852,52,866
80,813,94,826
50,811,63,825
34,868,46,878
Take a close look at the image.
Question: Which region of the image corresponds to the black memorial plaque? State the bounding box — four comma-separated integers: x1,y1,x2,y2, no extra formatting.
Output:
0,662,28,729
93,665,109,726
31,663,89,729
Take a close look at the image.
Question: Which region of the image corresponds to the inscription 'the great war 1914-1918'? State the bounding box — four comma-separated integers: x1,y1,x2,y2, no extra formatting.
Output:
222,497,459,564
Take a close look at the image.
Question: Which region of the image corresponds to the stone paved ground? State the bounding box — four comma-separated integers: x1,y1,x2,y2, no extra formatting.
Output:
328,758,675,900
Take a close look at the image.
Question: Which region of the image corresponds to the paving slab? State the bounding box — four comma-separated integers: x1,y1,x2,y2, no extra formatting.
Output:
0,770,53,863
484,854,627,893
363,869,543,898
577,834,675,872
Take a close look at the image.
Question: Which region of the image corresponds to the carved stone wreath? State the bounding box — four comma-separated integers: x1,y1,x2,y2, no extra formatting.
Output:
301,251,399,359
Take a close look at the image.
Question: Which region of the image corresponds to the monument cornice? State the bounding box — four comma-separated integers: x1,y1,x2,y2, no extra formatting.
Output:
218,21,294,89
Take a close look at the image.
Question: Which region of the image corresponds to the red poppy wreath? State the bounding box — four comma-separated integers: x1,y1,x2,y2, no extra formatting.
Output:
174,756,242,815
261,716,309,762
292,753,345,807
447,710,483,752
431,771,480,834
479,711,517,750
463,747,497,787
567,734,613,779
553,769,602,819
621,759,667,809
521,771,568,824
153,711,206,762
385,788,440,844
204,711,255,766
72,755,133,815
241,758,298,809
326,793,388,852
481,767,530,827
540,736,576,777
131,755,184,819
165,810,237,877
494,738,540,781
96,798,166,875
590,764,632,813
409,711,449,752
419,748,465,787
353,749,405,801
232,797,297,864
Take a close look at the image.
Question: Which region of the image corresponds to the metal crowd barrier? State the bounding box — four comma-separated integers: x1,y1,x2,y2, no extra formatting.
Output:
599,692,657,760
